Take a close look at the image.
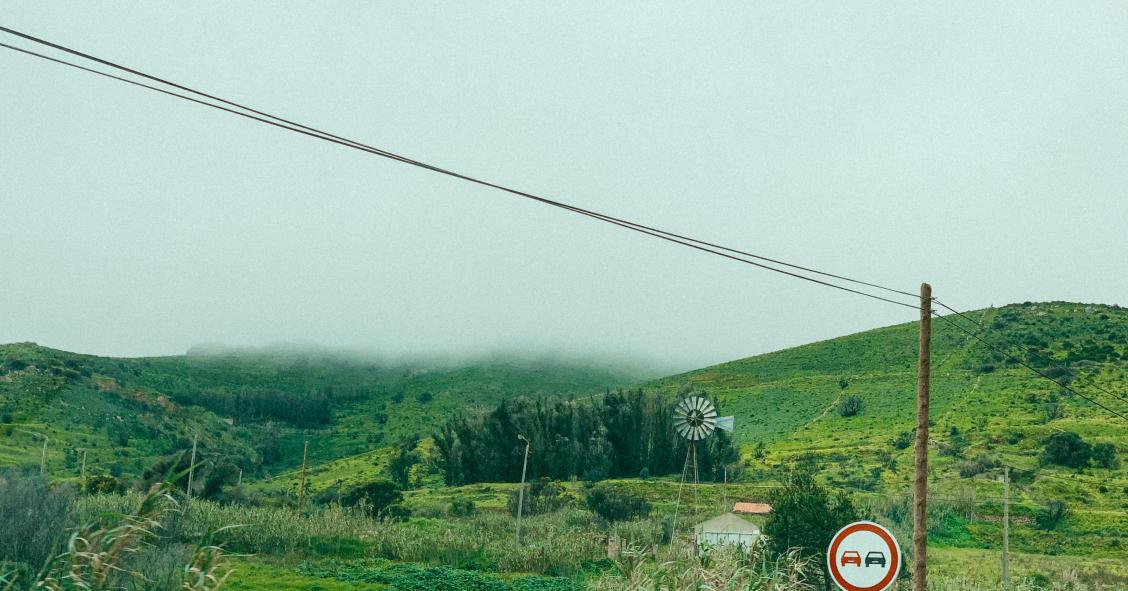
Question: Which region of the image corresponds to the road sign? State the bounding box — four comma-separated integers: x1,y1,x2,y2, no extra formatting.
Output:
827,520,901,591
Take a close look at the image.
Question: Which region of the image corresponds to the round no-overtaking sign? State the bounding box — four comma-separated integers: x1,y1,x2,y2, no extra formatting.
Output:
826,521,901,591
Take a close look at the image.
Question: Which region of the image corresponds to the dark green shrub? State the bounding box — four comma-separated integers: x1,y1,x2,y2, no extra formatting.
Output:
339,480,403,517
507,478,569,517
838,395,863,417
1041,432,1091,468
891,431,913,450
1036,500,1069,530
585,485,651,522
958,454,999,478
83,474,122,494
1092,442,1120,469
449,499,477,517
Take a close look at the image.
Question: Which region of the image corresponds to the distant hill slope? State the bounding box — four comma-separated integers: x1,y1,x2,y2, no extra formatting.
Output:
645,301,1128,556
0,343,639,485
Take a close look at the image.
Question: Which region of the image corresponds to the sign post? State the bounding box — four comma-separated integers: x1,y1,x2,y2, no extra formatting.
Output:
827,521,901,591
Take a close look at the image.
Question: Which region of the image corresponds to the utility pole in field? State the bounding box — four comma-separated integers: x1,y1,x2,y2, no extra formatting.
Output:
515,434,531,545
187,433,198,499
80,449,87,484
297,440,310,511
39,436,48,477
913,283,932,591
1002,465,1010,586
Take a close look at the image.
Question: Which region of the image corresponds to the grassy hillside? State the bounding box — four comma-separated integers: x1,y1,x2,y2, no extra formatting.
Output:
0,343,639,491
2,300,1126,586
645,301,1128,559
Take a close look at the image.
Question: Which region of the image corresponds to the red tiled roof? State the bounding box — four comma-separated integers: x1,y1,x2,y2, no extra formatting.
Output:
733,502,772,514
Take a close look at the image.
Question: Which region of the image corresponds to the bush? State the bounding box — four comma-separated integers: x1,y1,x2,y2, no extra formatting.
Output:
0,472,77,571
1092,442,1120,469
83,474,123,494
837,395,863,418
449,499,478,517
339,480,404,517
1041,431,1091,468
1041,402,1064,423
507,478,570,517
1036,500,1069,530
585,485,651,522
890,431,913,450
958,454,999,478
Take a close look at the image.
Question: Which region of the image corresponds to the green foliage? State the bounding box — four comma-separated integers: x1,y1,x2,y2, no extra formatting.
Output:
436,389,739,485
837,395,863,417
1036,500,1070,530
958,454,1000,478
764,469,858,585
0,472,76,574
507,478,571,517
1042,432,1092,468
1092,443,1119,469
449,499,477,517
83,474,123,494
585,484,651,522
339,480,403,517
891,430,913,450
389,436,422,490
298,560,574,591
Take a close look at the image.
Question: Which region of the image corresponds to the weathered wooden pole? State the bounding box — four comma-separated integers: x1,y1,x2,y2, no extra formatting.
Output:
1002,465,1010,586
515,434,531,544
297,440,310,511
39,436,48,477
913,283,932,591
187,433,198,499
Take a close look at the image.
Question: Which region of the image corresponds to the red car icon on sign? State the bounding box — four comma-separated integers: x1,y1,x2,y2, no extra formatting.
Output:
840,551,862,567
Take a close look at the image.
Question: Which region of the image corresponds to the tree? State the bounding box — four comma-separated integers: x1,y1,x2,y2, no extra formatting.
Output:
506,478,569,516
586,485,651,522
388,436,421,489
1092,442,1120,469
764,469,858,591
340,480,402,517
837,395,863,417
1041,432,1092,468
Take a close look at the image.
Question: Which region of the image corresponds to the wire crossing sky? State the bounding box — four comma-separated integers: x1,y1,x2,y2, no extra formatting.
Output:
1,3,1126,370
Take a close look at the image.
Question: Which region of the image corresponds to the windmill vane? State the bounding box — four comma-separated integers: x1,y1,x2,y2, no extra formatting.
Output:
673,396,718,441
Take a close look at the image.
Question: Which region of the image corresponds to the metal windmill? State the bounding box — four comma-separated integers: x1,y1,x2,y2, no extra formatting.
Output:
671,396,734,539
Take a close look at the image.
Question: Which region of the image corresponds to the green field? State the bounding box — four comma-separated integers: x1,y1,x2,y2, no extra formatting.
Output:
2,301,1126,589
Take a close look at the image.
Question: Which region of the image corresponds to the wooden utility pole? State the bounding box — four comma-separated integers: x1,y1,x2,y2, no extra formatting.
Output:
1002,465,1010,586
913,282,932,591
187,433,198,499
515,434,531,545
39,436,48,477
297,440,309,511
80,449,87,484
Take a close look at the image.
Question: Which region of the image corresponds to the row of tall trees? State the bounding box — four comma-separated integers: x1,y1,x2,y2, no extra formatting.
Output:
172,386,335,427
434,389,739,485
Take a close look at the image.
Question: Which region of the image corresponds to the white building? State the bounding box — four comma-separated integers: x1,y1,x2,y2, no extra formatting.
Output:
694,512,762,549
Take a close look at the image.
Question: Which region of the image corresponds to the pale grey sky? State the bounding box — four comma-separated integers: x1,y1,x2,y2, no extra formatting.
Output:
1,3,1126,371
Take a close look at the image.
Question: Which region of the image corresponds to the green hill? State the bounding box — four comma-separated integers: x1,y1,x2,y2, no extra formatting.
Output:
644,301,1128,558
1,301,1125,560
0,343,640,490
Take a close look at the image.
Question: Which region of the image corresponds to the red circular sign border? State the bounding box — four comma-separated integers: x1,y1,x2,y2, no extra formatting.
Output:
826,521,900,591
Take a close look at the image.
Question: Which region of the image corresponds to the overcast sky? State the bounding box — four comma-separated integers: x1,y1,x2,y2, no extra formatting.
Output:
1,3,1126,371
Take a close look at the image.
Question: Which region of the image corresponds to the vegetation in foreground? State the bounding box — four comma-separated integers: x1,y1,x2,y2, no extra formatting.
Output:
1,301,1126,588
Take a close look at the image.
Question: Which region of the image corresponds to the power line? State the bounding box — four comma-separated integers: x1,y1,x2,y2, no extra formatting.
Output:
931,312,1128,423
0,27,921,311
933,299,1128,408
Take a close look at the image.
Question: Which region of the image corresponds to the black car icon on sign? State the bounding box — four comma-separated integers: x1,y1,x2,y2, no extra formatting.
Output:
864,551,886,567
